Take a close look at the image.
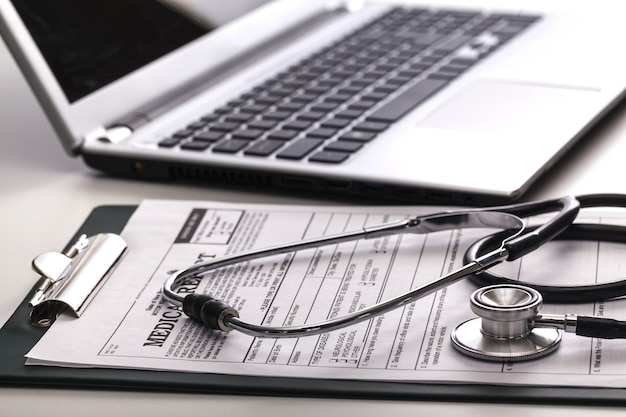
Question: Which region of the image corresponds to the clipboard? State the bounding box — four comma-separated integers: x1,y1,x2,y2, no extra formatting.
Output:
1,205,626,405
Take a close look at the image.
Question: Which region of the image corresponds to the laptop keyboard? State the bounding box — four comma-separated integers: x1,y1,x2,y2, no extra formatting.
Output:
159,6,540,163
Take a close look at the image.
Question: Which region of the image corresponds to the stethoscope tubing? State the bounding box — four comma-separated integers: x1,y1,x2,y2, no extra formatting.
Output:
466,194,626,303
164,211,524,337
162,195,580,338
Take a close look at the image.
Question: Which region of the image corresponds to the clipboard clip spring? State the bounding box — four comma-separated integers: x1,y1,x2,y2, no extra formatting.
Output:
29,233,127,327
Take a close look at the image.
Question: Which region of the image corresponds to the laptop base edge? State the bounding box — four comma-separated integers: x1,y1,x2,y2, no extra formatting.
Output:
81,154,522,207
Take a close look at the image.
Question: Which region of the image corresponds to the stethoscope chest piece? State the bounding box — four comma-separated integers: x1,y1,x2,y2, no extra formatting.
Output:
451,284,562,362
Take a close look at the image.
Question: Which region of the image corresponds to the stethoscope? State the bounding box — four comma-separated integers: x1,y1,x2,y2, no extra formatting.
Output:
162,194,626,362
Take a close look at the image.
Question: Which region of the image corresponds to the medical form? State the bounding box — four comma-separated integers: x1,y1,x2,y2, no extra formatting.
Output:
25,200,626,387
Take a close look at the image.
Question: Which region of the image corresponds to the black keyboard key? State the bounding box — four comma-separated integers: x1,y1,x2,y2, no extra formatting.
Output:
349,77,376,88
320,77,347,87
180,140,211,151
320,118,351,129
497,22,531,35
439,64,472,73
309,150,350,163
329,69,354,79
366,79,447,123
339,131,377,142
427,73,457,81
307,64,333,74
276,101,306,112
450,57,478,66
349,100,377,111
361,92,388,102
213,105,234,114
277,138,324,160
224,113,254,123
325,93,352,103
263,111,292,121
291,93,319,103
283,120,312,131
187,121,207,130
337,86,363,96
200,113,219,122
297,111,325,121
292,72,317,82
173,129,194,138
373,85,397,95
396,49,420,60
267,86,295,97
352,121,389,133
248,119,278,130
193,131,224,142
362,69,390,80
434,35,473,54
255,95,282,105
325,140,363,152
232,129,264,140
209,122,239,132
504,14,541,23
397,68,423,79
410,62,432,72
268,129,299,141
244,140,285,156
158,137,182,148
239,104,267,114
420,55,442,65
308,128,338,139
374,63,397,72
400,31,443,46
212,139,249,153
282,79,308,89
304,85,332,95
334,109,363,120
310,102,339,113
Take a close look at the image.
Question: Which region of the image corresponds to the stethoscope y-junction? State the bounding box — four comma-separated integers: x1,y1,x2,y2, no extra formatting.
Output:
162,194,626,362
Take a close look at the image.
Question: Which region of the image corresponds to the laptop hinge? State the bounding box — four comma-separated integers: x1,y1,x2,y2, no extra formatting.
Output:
90,113,151,144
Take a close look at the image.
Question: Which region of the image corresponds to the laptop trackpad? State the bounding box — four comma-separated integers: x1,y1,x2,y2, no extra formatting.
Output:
418,80,600,138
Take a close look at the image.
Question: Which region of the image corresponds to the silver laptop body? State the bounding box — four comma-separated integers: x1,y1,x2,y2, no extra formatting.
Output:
1,0,625,205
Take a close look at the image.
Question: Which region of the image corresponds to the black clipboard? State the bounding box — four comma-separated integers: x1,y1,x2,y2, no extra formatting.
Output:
1,205,626,405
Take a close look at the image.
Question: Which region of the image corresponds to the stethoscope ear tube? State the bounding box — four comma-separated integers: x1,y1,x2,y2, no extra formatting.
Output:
465,223,626,303
495,195,580,261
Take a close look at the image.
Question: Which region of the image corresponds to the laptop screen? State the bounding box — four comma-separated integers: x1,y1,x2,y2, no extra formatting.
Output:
11,0,267,103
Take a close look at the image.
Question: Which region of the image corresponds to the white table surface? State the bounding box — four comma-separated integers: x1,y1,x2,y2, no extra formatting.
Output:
3,1,626,415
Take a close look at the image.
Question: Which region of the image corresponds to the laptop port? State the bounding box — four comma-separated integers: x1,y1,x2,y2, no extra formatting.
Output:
281,175,317,189
427,190,454,203
361,182,388,195
460,194,476,205
392,187,424,201
323,179,352,191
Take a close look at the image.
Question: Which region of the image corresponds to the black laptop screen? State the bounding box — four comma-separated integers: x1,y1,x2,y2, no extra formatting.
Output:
11,0,264,103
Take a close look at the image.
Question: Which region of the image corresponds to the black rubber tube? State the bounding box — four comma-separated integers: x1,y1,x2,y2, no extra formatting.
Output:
465,193,626,303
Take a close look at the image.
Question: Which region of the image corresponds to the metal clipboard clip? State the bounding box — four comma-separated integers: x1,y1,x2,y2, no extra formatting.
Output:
29,233,127,327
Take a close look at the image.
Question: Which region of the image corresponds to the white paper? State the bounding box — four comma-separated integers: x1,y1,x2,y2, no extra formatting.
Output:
25,200,626,387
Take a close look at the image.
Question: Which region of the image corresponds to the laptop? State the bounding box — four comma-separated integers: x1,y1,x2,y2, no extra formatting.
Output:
1,0,625,205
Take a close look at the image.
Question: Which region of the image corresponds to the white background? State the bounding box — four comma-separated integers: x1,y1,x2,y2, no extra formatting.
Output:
3,1,626,415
